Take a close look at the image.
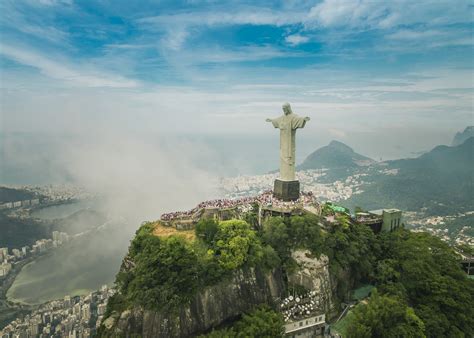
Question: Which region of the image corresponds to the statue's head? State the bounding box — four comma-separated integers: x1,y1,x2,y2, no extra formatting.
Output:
282,102,292,115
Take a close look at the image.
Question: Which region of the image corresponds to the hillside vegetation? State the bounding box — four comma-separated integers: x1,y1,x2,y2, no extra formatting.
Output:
345,230,474,337
101,207,474,337
0,214,51,248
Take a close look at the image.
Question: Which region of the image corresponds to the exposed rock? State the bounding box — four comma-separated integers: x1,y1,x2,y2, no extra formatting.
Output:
287,250,333,312
101,267,285,337
102,315,117,330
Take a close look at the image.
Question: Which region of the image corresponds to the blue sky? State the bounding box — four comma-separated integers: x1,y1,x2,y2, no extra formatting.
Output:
1,0,473,156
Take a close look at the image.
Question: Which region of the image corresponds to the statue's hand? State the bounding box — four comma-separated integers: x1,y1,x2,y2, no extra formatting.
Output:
266,118,272,122
304,117,311,121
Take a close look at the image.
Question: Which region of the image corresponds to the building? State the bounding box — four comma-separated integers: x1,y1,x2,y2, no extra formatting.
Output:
355,212,383,233
12,249,22,258
0,248,8,261
0,263,12,277
82,303,91,321
0,202,13,209
284,314,326,337
97,304,107,316
461,256,474,276
52,231,60,242
60,232,69,243
358,209,403,233
73,303,81,317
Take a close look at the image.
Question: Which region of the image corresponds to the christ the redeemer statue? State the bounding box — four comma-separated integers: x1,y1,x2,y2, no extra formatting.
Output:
266,103,310,201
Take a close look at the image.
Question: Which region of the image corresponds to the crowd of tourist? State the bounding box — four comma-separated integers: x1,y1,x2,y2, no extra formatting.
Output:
160,190,317,222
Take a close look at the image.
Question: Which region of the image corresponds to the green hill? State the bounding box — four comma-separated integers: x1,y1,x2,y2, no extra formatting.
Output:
299,140,374,170
99,209,474,337
343,137,474,214
0,187,38,203
0,214,51,248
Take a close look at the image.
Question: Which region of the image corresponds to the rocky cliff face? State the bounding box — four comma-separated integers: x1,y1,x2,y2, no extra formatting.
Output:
287,250,333,312
101,267,285,337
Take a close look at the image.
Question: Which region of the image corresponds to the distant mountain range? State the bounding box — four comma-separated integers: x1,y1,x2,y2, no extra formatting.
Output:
299,140,374,170
452,126,474,146
343,136,474,215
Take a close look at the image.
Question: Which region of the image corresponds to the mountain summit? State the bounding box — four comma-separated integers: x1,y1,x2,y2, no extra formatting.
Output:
299,140,374,170
452,126,474,146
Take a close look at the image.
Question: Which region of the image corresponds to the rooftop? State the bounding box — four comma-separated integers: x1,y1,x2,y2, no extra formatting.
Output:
369,208,401,216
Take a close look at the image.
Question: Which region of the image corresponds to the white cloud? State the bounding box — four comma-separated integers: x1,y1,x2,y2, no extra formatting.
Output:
308,0,376,28
134,2,474,53
138,9,304,28
181,45,303,63
0,1,70,44
137,8,306,50
35,0,73,6
285,34,310,46
161,28,189,51
62,134,218,221
307,0,472,29
387,29,446,40
0,44,139,88
3,66,472,136
381,28,473,51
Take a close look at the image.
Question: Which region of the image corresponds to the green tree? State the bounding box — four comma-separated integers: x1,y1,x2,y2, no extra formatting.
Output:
322,220,378,302
262,217,290,260
213,219,263,270
123,235,201,311
234,306,285,337
377,230,474,337
346,289,425,338
202,306,285,338
374,259,400,285
288,213,323,254
195,218,219,244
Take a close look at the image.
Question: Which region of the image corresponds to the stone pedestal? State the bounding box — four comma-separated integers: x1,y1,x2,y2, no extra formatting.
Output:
273,179,300,201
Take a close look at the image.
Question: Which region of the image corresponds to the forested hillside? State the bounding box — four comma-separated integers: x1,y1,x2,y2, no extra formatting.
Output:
343,137,474,215
99,207,473,337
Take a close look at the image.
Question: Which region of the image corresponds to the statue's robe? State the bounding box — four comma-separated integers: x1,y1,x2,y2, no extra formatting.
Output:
271,113,308,181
